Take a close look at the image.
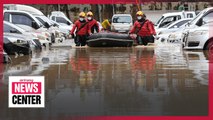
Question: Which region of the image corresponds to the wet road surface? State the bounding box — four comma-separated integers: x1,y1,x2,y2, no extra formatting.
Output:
0,41,209,119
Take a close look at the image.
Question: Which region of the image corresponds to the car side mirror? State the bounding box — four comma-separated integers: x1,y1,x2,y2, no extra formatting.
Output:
67,21,71,25
32,21,40,29
196,18,203,26
10,28,18,33
44,22,50,28
53,23,58,27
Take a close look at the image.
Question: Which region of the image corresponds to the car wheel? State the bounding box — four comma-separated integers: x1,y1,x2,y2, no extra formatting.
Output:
208,40,213,57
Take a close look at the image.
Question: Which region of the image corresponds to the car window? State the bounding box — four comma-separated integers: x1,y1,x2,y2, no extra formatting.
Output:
36,17,45,25
56,17,68,24
203,12,213,24
4,13,10,21
178,15,181,20
155,16,164,26
159,16,179,28
189,9,207,26
4,23,21,33
11,14,33,27
112,16,131,23
51,16,55,21
170,20,190,28
4,23,12,32
187,13,193,18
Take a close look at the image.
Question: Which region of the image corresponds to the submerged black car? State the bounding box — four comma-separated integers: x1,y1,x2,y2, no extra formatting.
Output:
3,34,32,55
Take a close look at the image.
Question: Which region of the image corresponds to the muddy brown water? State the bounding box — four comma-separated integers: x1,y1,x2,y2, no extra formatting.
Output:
0,44,209,119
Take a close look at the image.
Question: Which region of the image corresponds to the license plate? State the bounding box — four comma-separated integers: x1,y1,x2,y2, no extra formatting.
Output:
118,30,126,33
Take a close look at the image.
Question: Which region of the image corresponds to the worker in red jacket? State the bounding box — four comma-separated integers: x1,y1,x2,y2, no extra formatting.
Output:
70,12,91,46
129,11,156,46
86,11,99,33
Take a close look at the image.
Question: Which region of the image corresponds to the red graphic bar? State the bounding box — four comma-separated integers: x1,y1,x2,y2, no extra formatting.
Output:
3,0,212,4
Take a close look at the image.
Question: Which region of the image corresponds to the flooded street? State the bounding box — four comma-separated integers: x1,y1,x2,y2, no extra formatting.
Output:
0,41,209,119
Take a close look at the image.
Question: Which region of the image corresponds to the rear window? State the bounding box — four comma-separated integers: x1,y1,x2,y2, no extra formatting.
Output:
56,17,68,24
187,13,193,18
112,16,131,23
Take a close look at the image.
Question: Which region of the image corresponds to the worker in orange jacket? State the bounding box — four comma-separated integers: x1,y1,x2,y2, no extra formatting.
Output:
86,11,100,33
70,12,91,46
129,11,156,45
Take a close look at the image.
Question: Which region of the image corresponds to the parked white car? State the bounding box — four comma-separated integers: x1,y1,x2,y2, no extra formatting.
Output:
182,7,213,50
183,23,213,50
111,14,133,33
156,18,192,42
7,4,65,43
4,21,49,48
3,5,63,43
4,10,52,44
155,11,196,29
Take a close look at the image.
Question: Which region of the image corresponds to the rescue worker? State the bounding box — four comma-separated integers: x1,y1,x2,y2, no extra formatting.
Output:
129,11,156,46
101,19,111,31
70,12,91,46
86,11,100,33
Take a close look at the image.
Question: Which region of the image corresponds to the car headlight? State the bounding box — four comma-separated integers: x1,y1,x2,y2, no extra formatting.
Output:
41,32,50,38
37,35,46,40
14,39,27,44
111,25,115,30
45,32,50,37
168,34,176,39
32,33,38,37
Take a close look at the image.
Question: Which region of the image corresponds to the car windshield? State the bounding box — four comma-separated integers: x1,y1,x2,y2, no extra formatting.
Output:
5,22,29,33
189,10,206,26
155,16,164,26
113,16,131,23
36,16,53,27
161,22,173,28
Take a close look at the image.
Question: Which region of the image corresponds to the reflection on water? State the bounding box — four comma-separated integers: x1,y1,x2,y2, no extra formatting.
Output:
0,44,209,119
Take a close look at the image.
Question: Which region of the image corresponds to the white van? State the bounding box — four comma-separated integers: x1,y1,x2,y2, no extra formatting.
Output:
155,11,196,29
50,11,73,25
111,14,133,33
49,11,73,36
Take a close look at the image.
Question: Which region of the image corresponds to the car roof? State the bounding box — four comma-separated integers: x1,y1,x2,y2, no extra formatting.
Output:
203,7,213,12
166,18,192,28
162,11,195,17
112,14,132,16
4,33,26,39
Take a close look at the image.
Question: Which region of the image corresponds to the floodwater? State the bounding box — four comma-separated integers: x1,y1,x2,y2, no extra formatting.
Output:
0,42,209,119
